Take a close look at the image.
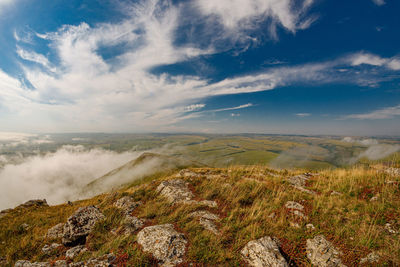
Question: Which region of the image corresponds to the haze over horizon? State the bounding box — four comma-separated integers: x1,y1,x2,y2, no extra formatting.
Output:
1,0,400,135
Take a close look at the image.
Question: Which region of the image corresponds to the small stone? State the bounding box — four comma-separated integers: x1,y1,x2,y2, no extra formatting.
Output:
114,196,141,214
199,200,218,208
189,211,220,221
290,221,301,228
285,201,304,211
360,252,379,264
137,224,187,266
370,195,379,202
290,209,307,219
122,215,144,234
66,245,87,259
41,243,62,254
62,206,105,246
85,253,115,267
20,223,30,231
46,223,64,239
385,223,398,234
241,236,288,267
306,224,316,231
53,260,68,267
306,235,346,267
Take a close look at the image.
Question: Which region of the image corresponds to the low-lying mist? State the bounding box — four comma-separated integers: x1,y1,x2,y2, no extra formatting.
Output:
0,145,143,210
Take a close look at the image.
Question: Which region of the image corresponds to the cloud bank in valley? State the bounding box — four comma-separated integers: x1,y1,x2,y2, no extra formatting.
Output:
0,145,141,210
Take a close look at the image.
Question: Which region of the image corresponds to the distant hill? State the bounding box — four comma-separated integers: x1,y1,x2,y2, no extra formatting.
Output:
83,152,205,196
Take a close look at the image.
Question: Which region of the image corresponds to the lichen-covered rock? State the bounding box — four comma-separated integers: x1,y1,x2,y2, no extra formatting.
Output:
66,245,87,259
190,210,220,221
85,253,116,267
199,218,219,234
288,175,309,187
306,224,316,231
46,223,64,239
14,260,50,267
137,224,187,266
41,243,62,254
360,252,379,264
122,215,144,234
176,169,200,178
156,179,194,204
62,206,105,246
241,236,288,267
53,260,68,267
285,201,304,210
114,196,141,214
17,199,48,208
306,235,346,267
199,200,218,208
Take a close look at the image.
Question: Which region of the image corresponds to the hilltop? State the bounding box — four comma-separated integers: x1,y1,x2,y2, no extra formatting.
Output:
0,161,399,266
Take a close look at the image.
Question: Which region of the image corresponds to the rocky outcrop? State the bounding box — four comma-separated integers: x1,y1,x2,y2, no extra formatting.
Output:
46,223,64,239
14,260,50,267
17,199,48,208
306,235,346,267
137,224,187,266
241,236,288,267
190,211,220,234
41,243,62,255
285,201,307,220
114,196,141,214
62,206,105,246
66,245,87,259
288,174,316,195
360,252,379,264
156,179,194,204
122,215,144,234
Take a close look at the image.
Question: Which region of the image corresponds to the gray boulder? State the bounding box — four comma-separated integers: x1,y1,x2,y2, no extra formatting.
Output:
122,215,144,234
241,236,288,267
156,179,194,204
46,223,64,239
14,261,50,267
66,245,88,259
306,235,346,267
41,243,62,255
137,224,187,266
62,206,105,246
190,211,220,234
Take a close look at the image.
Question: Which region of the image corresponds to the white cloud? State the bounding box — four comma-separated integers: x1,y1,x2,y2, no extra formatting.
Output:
350,52,400,70
372,0,385,6
16,46,55,71
343,104,400,120
195,0,317,40
295,113,311,117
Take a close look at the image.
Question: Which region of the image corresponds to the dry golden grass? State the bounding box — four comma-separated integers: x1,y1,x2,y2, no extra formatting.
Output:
0,165,399,266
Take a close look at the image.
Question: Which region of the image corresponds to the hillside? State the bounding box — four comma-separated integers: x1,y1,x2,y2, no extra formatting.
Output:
0,165,399,266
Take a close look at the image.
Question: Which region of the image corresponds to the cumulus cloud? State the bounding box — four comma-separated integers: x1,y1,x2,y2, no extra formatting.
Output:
0,146,141,210
1,0,399,132
343,104,400,120
372,0,385,6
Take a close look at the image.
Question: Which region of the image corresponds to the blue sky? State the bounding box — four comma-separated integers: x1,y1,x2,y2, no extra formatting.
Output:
0,0,399,135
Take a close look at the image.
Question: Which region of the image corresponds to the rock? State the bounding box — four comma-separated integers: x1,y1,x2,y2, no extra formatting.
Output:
176,169,200,178
14,260,50,267
288,175,309,187
384,167,400,177
122,215,144,234
66,245,87,259
85,253,116,267
0,208,12,219
156,179,194,204
53,260,68,267
306,224,316,231
46,223,64,239
285,201,304,211
384,223,398,234
241,236,288,267
290,209,307,219
199,200,218,208
190,210,220,221
62,206,105,246
137,224,187,266
20,223,30,231
199,218,219,234
17,199,48,208
289,221,301,228
41,243,62,254
360,252,379,264
370,195,379,202
190,210,220,234
306,235,346,267
69,262,85,267
114,196,141,214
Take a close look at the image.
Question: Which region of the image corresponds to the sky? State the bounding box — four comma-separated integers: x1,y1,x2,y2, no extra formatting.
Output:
0,0,399,136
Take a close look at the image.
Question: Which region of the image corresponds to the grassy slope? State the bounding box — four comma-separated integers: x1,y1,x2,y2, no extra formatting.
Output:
0,165,399,266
